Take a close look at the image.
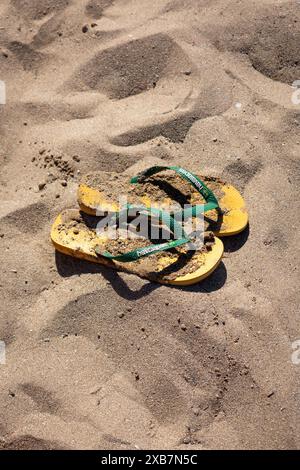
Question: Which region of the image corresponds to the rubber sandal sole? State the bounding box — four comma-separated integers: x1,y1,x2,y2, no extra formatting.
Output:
51,209,224,286
78,173,248,237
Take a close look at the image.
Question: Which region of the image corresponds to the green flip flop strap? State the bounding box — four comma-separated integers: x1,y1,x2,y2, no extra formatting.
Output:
130,165,219,216
96,205,190,263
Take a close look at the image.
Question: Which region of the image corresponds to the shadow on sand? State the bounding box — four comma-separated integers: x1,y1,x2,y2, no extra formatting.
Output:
55,251,227,299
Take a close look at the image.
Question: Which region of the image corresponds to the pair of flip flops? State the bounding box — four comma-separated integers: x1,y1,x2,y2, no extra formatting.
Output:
51,165,248,285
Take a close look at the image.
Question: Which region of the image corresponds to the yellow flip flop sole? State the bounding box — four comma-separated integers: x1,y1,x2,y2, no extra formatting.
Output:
78,172,248,237
51,209,224,286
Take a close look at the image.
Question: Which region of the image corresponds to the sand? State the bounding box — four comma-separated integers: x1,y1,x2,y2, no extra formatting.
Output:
0,0,299,450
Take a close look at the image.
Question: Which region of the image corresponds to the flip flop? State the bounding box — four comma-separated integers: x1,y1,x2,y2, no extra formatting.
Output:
78,165,248,237
51,206,224,286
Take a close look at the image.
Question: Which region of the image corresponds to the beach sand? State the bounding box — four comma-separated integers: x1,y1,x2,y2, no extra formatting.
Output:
0,0,299,449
